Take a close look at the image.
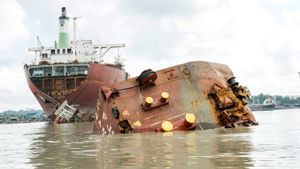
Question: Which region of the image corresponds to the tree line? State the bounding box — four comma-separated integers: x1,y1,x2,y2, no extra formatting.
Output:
0,109,48,123
249,93,300,106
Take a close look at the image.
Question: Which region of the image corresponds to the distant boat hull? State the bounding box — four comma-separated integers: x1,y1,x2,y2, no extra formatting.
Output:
250,104,276,111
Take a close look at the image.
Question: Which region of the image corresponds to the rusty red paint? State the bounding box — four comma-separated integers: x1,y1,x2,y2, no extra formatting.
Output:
24,63,127,123
94,61,258,134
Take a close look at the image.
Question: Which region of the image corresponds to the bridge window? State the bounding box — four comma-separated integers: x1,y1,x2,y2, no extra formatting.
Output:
29,66,52,77
44,67,52,76
78,66,88,75
32,68,44,77
54,66,64,76
66,66,78,76
66,65,88,76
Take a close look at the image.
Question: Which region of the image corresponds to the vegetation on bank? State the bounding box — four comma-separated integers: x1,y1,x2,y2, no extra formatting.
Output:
0,109,48,123
250,93,300,106
1,93,299,123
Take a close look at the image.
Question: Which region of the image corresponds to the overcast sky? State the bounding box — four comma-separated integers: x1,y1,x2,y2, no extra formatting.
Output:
1,0,300,111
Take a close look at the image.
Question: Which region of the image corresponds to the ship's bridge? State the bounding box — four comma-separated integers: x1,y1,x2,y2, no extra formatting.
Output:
28,63,89,78
28,40,125,65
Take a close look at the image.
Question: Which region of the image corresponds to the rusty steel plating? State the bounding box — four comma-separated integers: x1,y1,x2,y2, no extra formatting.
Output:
94,61,258,134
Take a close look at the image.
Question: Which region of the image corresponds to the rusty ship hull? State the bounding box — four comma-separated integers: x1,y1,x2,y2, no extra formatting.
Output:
24,7,129,123
24,63,127,123
94,61,257,134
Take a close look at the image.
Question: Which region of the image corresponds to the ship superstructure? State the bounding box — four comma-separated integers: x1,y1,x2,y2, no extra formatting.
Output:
24,7,128,123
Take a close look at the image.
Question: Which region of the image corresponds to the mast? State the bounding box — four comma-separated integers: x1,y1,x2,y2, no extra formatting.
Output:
58,7,70,48
72,16,81,42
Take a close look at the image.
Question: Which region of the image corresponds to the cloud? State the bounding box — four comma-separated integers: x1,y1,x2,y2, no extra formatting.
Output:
1,0,300,111
0,65,38,111
116,0,197,17
271,0,296,5
0,0,29,50
0,1,36,111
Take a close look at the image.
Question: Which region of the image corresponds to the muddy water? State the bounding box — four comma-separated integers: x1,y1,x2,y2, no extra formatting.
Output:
1,109,300,169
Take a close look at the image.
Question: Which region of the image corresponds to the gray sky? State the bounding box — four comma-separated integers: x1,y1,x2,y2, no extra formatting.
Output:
1,0,300,111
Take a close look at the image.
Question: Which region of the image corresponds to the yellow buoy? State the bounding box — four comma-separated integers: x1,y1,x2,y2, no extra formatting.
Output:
161,121,173,132
144,96,154,107
160,92,169,102
184,113,196,127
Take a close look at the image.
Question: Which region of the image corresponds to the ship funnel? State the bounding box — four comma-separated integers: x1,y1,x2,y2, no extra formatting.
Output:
62,7,66,17
58,7,70,49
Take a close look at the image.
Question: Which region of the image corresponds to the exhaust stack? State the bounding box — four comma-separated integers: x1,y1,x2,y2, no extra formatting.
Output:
58,7,70,49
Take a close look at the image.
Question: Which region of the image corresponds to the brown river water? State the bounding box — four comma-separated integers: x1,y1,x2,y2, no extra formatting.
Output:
1,109,300,169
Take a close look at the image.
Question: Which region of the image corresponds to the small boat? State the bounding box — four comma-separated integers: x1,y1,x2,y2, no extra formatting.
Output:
250,97,276,111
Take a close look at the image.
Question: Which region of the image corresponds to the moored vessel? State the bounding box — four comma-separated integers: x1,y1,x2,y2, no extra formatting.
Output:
250,96,276,111
24,7,128,123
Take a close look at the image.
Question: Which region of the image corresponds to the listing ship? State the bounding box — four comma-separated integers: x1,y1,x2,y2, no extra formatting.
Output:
25,7,258,131
94,62,258,134
24,7,128,123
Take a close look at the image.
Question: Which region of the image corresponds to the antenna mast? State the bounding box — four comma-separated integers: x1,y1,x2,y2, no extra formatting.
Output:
34,36,43,63
72,16,82,42
37,36,42,48
114,48,125,69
